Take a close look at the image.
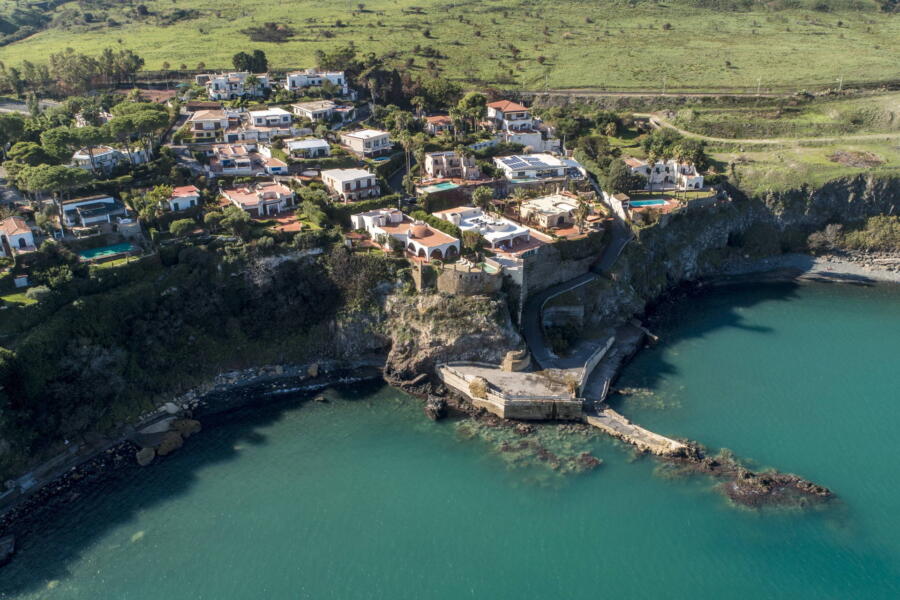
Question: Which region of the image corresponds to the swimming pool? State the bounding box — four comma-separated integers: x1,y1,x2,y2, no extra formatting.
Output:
79,242,136,260
419,182,460,194
629,199,668,207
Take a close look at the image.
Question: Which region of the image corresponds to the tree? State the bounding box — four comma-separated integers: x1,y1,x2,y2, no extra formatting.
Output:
169,218,195,237
6,141,51,166
604,158,643,195
18,164,93,201
232,52,253,72
455,91,487,134
40,127,78,162
251,49,268,73
74,125,110,174
472,186,494,212
461,230,482,254
104,115,137,164
0,113,25,159
574,195,591,233
204,211,224,232
221,205,252,239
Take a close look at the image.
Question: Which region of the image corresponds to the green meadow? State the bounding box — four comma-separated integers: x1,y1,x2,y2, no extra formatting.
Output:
0,0,898,90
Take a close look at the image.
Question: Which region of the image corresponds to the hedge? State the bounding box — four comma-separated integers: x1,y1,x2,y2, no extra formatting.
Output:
410,210,462,239
326,194,403,227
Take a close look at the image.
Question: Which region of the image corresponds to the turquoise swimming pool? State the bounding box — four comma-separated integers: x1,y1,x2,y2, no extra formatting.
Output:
419,181,460,194
629,199,668,207
79,242,135,260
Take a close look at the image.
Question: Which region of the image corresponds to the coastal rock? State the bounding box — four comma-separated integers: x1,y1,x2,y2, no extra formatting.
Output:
163,402,180,415
313,395,328,403
383,293,522,390
307,363,319,378
423,396,447,421
514,423,536,436
171,419,202,439
135,448,155,467
156,431,184,457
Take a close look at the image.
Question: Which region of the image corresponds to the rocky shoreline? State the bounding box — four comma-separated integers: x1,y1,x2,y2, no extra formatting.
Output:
0,358,386,556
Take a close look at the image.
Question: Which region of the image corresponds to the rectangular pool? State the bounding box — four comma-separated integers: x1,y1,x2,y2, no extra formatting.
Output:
79,242,136,260
629,199,668,207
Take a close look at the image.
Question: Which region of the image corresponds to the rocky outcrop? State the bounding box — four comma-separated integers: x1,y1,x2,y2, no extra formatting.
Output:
383,293,522,389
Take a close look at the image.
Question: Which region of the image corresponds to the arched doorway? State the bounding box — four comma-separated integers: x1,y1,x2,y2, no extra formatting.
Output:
17,238,27,249
557,215,566,226
445,246,458,258
431,248,444,260
417,248,426,258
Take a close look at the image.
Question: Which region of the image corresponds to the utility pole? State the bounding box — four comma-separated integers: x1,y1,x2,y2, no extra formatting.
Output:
756,77,761,96
837,75,843,92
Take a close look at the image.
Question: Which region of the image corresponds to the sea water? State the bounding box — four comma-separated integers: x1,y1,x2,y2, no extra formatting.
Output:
1,281,899,599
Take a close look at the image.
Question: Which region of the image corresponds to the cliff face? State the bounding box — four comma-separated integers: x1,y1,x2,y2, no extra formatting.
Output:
570,174,900,329
382,292,522,388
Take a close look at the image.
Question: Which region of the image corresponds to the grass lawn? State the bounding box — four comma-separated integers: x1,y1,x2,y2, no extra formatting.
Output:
672,92,900,139
710,139,900,193
0,1,897,90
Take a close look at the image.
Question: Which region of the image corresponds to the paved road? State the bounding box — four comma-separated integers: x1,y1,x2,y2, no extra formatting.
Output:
522,218,632,370
636,112,900,146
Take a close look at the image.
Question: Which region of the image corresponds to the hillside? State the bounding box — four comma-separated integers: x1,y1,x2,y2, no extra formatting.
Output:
0,0,898,89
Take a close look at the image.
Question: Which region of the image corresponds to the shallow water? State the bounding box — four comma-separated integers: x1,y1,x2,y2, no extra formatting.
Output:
2,281,900,599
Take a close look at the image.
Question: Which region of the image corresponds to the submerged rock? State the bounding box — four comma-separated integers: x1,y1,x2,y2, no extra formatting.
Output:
156,431,184,457
135,448,155,467
171,419,202,439
424,396,447,421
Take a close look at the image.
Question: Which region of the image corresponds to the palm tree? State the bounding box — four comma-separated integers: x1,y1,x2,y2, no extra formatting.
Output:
574,195,591,233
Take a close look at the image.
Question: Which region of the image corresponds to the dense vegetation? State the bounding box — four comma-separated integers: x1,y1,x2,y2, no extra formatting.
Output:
0,240,400,480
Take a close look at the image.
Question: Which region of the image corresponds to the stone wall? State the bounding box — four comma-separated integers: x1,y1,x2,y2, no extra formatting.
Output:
436,265,504,296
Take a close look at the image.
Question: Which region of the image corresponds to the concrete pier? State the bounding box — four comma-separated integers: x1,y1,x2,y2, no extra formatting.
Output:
585,408,688,457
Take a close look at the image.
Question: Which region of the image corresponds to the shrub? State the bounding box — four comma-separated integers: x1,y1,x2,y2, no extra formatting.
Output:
25,285,51,301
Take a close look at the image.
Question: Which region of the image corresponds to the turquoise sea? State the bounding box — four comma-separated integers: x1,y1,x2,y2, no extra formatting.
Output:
2,280,900,599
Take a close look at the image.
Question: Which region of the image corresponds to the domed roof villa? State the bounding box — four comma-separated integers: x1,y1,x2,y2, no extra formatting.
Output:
350,208,460,260
432,206,531,251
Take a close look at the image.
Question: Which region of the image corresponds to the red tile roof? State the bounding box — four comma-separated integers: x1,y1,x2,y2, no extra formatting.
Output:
488,100,528,112
0,216,30,237
172,185,200,197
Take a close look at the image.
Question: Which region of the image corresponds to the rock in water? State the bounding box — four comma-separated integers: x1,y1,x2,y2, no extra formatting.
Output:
424,396,447,421
156,431,184,456
171,419,202,438
135,448,156,467
307,363,319,378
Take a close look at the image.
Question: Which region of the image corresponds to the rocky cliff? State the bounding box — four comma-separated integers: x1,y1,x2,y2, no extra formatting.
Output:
382,292,522,389
562,174,900,329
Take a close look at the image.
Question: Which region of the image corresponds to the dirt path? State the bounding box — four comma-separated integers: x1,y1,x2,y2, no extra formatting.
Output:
634,113,900,146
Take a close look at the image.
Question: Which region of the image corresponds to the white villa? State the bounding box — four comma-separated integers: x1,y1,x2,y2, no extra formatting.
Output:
433,206,530,250
72,145,148,174
206,143,287,177
199,72,270,100
340,129,392,157
59,195,127,228
423,151,481,180
351,208,460,260
624,157,704,190
167,186,201,212
493,154,586,181
284,70,350,96
221,181,294,217
0,216,35,257
487,100,535,132
292,100,335,122
519,193,579,229
321,168,380,202
424,115,454,136
286,138,330,159
187,109,233,142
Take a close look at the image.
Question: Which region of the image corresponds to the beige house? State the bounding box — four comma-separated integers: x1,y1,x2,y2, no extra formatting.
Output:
423,151,481,180
340,129,392,157
321,168,380,202
519,193,579,229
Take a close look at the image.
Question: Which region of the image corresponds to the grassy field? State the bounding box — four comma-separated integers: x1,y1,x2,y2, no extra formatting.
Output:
672,92,900,138
0,0,898,90
710,140,900,193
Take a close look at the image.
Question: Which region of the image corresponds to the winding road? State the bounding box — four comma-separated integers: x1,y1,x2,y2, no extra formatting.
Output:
522,218,633,370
